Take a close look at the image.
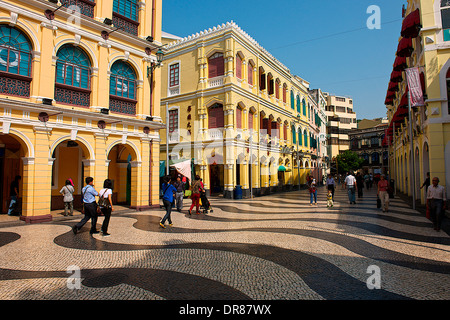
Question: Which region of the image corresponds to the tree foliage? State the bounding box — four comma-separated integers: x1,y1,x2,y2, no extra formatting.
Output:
336,150,364,174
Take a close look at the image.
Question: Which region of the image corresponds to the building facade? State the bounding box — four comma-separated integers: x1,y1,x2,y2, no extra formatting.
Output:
323,93,358,173
160,22,327,198
385,0,450,205
0,0,164,222
348,119,389,175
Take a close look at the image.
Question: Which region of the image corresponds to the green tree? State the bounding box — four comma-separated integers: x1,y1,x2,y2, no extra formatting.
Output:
336,150,364,174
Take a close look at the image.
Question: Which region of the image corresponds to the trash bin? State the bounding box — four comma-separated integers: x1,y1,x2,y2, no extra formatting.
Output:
234,185,243,199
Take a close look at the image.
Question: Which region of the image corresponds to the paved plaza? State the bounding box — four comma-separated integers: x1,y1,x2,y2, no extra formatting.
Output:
0,186,449,301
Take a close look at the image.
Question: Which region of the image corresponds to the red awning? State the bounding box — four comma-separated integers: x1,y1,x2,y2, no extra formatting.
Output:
393,56,408,71
390,70,403,83
397,37,413,57
388,81,399,92
401,9,421,38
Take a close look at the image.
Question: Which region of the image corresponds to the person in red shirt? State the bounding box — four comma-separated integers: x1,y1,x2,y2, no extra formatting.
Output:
377,174,390,212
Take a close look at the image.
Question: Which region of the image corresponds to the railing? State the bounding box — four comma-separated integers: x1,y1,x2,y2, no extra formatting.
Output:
109,96,137,115
205,128,224,140
168,86,180,96
54,84,90,107
0,73,31,97
208,76,224,88
62,0,95,18
112,12,139,36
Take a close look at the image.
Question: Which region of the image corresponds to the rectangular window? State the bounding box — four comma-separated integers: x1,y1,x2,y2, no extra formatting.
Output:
168,109,178,134
169,63,179,87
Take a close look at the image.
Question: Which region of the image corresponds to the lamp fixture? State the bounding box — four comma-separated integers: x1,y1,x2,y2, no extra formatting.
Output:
44,0,67,20
101,25,123,40
146,48,165,77
100,108,109,115
146,36,154,42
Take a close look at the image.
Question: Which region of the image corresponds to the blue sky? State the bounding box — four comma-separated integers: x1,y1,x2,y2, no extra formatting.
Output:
162,0,407,120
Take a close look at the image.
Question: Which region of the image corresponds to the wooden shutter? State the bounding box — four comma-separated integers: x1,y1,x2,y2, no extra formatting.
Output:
208,53,224,78
236,55,242,79
259,73,266,91
208,104,224,129
248,63,253,85
248,112,254,130
236,107,242,129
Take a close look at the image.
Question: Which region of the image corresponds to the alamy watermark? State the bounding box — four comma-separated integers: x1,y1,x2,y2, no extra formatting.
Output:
367,5,381,30
366,265,381,290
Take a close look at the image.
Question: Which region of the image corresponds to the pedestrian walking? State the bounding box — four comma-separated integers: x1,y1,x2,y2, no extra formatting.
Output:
72,177,99,235
189,175,203,215
309,178,317,206
173,175,186,212
356,172,364,198
59,179,75,216
326,174,336,200
377,174,390,212
344,171,357,204
420,172,430,194
427,177,447,231
98,179,114,236
327,190,333,208
160,175,177,228
7,175,21,216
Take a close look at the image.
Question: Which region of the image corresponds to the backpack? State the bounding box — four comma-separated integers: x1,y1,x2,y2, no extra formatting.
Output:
98,189,111,208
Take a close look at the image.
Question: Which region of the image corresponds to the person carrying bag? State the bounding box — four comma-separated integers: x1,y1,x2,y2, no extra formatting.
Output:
98,179,114,236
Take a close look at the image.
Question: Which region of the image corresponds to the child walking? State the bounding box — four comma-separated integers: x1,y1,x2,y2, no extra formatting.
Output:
327,190,334,208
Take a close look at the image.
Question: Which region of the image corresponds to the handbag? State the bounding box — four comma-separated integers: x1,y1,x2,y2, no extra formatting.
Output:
184,189,192,197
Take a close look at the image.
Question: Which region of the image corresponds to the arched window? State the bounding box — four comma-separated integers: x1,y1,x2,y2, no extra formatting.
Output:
236,106,242,129
55,44,91,106
291,125,296,144
282,84,287,103
109,60,137,115
302,99,306,116
56,45,91,89
298,130,302,146
248,61,254,85
371,152,380,165
208,52,224,78
290,90,295,110
296,95,301,113
304,130,308,147
0,25,32,97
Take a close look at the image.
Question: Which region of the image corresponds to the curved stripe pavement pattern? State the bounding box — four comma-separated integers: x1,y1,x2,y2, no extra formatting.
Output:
0,187,449,300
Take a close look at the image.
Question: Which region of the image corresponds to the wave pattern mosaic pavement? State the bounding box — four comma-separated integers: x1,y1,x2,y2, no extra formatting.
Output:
0,188,449,300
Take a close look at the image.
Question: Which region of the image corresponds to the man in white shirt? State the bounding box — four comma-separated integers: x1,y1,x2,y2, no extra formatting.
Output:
344,172,357,204
426,177,447,231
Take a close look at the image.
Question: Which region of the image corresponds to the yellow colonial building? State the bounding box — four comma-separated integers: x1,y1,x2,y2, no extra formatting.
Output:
160,22,328,198
385,0,450,204
0,0,165,222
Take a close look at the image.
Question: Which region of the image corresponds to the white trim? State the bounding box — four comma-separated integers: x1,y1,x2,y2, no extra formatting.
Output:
106,139,142,162
167,60,181,97
167,105,180,143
